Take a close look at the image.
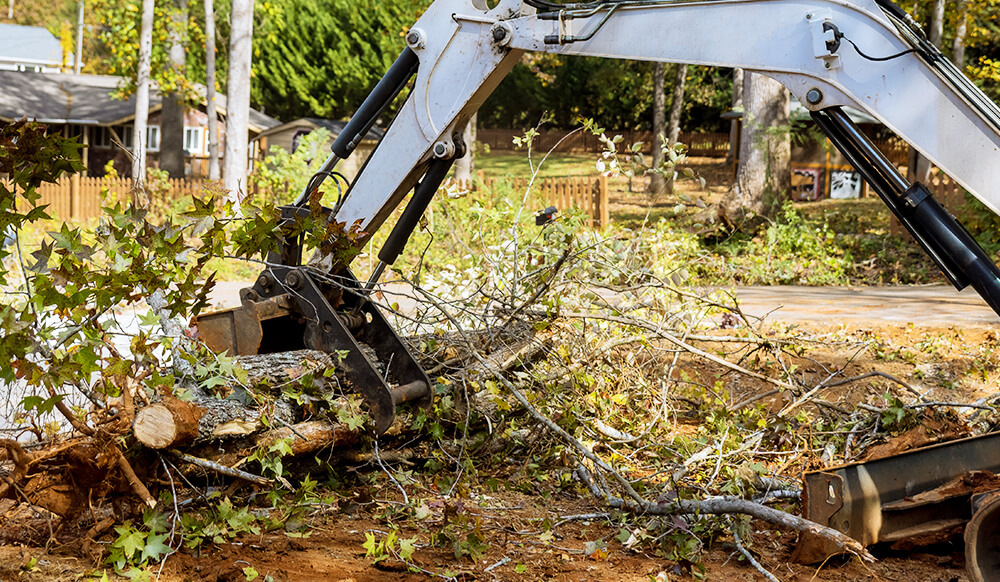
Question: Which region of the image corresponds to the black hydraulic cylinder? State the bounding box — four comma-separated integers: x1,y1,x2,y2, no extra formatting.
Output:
811,109,968,289
895,183,1000,315
812,107,1000,318
378,158,454,266
331,48,419,159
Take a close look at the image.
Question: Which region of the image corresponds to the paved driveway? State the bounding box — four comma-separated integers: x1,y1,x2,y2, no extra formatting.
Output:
207,281,999,326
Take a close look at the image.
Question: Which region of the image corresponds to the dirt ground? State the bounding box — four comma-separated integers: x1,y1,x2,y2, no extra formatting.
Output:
1,319,993,581
2,157,991,581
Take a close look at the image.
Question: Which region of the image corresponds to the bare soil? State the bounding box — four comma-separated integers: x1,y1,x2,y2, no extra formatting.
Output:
1,319,991,581
2,157,990,581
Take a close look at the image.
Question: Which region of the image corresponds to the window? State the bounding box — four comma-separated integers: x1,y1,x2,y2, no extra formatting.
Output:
184,127,203,155
92,127,111,148
146,125,160,151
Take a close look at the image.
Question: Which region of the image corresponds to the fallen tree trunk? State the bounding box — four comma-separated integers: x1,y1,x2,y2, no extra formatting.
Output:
133,397,202,449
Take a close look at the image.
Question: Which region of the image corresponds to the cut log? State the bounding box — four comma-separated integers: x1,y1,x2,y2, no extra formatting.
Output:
133,397,203,449
254,419,360,456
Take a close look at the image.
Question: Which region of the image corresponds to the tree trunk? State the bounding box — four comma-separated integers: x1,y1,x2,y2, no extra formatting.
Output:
952,0,967,67
74,0,83,75
159,0,188,179
928,0,946,48
133,397,202,449
909,0,947,185
648,62,666,196
664,63,687,193
721,72,790,226
205,0,221,181
131,0,155,186
454,112,477,182
726,68,744,166
224,0,255,207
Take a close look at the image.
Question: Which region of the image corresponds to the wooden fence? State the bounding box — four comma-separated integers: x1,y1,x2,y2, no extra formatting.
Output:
478,128,732,157
479,127,913,167
446,173,609,228
31,175,211,222
25,173,610,228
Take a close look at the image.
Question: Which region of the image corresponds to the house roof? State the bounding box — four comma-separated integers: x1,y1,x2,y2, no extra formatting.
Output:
0,24,66,67
255,117,385,142
0,71,279,132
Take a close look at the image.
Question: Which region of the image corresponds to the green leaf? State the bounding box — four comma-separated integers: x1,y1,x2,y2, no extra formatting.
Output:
139,532,172,564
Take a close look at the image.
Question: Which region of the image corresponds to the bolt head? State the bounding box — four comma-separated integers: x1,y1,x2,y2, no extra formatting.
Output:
806,12,813,19
492,27,507,42
406,31,419,44
806,88,823,104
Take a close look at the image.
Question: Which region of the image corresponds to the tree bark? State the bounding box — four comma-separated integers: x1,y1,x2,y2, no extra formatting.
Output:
664,63,687,193
131,0,155,186
224,0,255,207
454,113,477,182
721,72,790,225
205,0,221,181
725,68,744,166
909,0,947,185
928,0,946,48
159,0,188,179
74,0,83,75
648,62,666,196
952,0,967,67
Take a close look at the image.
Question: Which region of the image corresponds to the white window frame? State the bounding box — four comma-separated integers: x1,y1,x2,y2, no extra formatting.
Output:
146,125,160,152
183,127,204,156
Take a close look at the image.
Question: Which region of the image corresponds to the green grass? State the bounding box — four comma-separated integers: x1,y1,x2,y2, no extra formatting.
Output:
473,152,599,178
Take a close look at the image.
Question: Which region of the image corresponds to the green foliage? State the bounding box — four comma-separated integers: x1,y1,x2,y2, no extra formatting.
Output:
90,0,197,100
482,61,732,132
250,0,431,120
106,509,172,574
249,128,337,205
181,497,261,548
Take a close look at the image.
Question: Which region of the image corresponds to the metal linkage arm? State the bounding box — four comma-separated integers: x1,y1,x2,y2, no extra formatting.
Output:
328,0,1000,276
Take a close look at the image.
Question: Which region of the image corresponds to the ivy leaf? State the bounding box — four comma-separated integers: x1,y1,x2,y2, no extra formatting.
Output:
398,537,417,561
140,531,172,563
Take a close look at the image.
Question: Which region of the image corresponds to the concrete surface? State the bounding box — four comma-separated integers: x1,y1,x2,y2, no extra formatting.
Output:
207,281,1000,326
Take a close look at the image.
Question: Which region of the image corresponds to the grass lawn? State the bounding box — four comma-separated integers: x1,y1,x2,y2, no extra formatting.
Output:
473,151,598,178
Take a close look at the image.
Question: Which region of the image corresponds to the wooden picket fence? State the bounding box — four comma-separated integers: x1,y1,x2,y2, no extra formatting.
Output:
23,172,610,228
447,173,609,228
478,128,731,157
29,175,212,222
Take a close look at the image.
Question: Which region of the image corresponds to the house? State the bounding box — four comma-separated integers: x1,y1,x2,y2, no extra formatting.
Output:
0,70,280,177
253,117,384,182
0,24,69,73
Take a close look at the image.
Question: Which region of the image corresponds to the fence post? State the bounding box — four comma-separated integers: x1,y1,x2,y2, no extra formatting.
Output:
597,175,609,228
70,174,81,220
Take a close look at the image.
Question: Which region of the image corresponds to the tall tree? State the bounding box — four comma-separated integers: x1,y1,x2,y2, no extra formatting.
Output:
454,113,477,182
132,0,155,185
908,0,948,185
721,72,790,225
223,0,253,203
726,68,744,165
648,62,666,195
204,0,220,180
663,63,687,193
159,0,188,179
951,0,968,67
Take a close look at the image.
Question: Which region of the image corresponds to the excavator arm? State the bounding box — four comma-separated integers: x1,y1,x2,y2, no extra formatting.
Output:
195,0,1000,433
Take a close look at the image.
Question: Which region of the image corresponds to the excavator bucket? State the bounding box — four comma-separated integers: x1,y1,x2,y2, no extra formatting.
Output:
192,208,432,434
